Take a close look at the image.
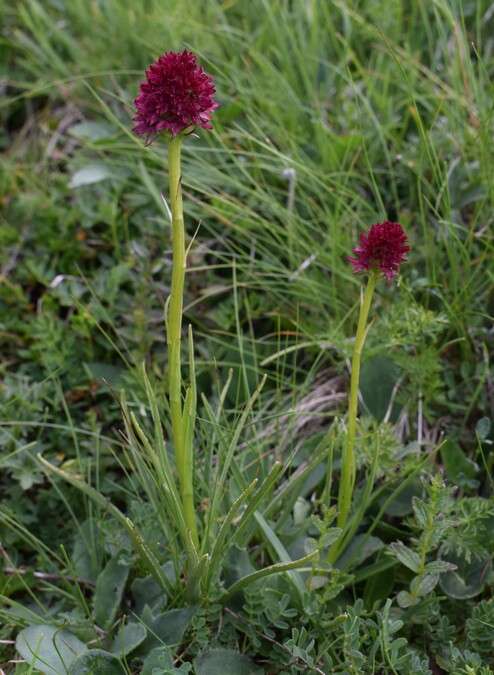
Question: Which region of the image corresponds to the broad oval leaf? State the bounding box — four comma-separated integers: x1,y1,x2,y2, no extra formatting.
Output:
359,356,401,422
415,573,439,596
109,620,147,657
69,164,113,188
396,590,420,608
476,417,491,441
68,122,114,141
16,624,87,674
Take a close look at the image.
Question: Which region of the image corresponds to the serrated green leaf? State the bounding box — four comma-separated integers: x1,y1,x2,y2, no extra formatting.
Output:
389,542,421,573
424,560,457,574
411,497,430,530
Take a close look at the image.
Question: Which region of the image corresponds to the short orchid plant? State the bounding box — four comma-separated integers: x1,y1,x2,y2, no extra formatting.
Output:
330,221,410,562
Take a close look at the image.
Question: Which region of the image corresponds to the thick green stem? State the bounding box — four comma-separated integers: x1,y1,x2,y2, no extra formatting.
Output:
329,270,378,563
167,135,198,547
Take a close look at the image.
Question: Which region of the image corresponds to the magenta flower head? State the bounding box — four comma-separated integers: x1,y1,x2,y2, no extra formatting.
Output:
348,220,410,282
133,49,218,142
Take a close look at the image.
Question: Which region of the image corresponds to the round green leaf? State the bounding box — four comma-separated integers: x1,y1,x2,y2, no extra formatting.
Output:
68,649,126,674
476,417,491,441
439,547,492,599
194,648,263,675
141,647,174,674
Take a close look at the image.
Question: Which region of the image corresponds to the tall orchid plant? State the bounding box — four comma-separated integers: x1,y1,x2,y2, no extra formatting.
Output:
133,50,218,547
129,51,316,595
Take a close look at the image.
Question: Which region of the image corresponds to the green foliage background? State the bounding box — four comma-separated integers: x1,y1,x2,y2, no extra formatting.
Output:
0,0,493,673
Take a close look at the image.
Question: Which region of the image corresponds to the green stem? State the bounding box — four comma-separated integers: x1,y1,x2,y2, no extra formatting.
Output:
167,135,198,547
329,270,379,563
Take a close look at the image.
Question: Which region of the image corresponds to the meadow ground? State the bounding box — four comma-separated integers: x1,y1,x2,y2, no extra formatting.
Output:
1,1,493,673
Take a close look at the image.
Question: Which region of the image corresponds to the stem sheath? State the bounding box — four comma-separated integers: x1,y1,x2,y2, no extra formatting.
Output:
329,270,378,562
167,135,198,547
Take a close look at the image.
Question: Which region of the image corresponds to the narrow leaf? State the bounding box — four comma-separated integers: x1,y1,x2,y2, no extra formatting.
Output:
38,453,173,595
233,461,283,549
205,479,258,590
220,550,318,604
411,497,431,530
93,552,131,630
424,560,457,574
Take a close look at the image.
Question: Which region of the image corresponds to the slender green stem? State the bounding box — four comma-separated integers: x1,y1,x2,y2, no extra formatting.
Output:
329,270,379,563
167,134,198,547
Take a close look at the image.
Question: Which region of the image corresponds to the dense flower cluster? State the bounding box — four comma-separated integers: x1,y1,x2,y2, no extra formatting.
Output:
348,221,410,281
133,50,218,141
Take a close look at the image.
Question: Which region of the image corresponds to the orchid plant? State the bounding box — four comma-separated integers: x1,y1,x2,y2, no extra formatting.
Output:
329,221,410,562
38,50,409,600
128,50,316,597
133,50,218,548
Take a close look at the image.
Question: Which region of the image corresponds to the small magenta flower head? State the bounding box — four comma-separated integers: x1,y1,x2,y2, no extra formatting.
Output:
133,49,218,142
348,220,410,282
